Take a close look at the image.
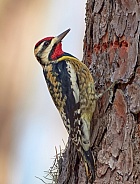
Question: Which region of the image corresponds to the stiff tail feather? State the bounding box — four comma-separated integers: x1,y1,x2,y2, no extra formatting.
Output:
83,148,95,183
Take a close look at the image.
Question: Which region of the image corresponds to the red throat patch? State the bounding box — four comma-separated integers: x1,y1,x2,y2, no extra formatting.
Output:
51,42,64,60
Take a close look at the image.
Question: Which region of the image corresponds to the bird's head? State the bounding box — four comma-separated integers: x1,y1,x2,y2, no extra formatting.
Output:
34,28,70,66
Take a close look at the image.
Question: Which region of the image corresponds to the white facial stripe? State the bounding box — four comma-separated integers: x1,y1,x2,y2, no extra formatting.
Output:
51,37,58,45
66,62,79,103
35,38,57,61
34,42,44,56
41,43,53,60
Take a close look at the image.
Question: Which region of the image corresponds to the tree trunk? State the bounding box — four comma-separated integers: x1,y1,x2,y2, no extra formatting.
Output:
58,0,140,183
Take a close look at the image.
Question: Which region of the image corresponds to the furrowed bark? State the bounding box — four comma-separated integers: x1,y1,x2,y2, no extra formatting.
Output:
58,1,140,183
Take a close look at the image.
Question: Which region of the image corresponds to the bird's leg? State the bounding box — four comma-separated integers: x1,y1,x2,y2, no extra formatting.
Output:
95,81,117,101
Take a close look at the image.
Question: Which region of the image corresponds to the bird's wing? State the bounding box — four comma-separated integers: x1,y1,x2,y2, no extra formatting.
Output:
43,59,80,134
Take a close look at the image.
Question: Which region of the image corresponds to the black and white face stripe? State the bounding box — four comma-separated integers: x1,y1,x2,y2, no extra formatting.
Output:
35,40,52,58
34,39,52,49
34,29,70,65
34,38,56,65
34,36,64,66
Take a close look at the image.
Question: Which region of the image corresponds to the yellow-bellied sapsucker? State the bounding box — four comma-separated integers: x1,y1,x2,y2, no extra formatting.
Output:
34,29,96,182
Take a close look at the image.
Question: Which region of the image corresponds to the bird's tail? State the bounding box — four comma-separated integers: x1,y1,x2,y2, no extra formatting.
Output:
83,148,95,183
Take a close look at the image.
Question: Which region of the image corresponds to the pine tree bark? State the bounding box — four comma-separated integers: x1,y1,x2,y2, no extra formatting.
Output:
58,0,140,183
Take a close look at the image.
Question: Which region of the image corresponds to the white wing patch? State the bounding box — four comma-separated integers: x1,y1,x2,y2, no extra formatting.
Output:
66,62,79,103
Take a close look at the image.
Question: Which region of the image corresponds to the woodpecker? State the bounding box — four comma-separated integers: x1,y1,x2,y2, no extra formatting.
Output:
34,29,96,182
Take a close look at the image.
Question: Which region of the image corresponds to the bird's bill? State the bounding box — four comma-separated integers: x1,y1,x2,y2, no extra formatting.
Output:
55,28,70,43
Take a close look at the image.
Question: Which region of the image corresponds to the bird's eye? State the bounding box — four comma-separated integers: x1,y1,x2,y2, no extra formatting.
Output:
44,41,50,47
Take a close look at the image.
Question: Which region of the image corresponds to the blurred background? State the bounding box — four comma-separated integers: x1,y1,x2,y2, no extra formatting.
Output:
0,0,86,183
